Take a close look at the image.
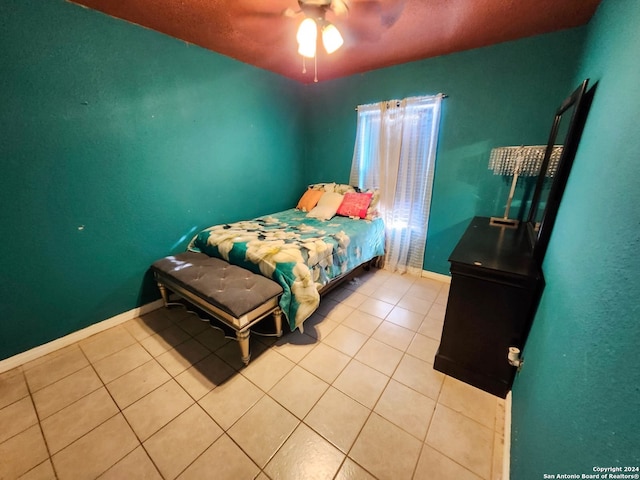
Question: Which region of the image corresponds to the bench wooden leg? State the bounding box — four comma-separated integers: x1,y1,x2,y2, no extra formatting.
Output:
273,308,283,337
237,330,251,366
157,283,169,307
157,282,184,309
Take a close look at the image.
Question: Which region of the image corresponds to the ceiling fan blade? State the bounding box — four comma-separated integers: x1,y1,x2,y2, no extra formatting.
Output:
331,0,407,43
283,7,300,18
348,0,382,17
331,1,382,42
230,2,297,46
330,0,350,17
234,0,298,20
380,0,406,28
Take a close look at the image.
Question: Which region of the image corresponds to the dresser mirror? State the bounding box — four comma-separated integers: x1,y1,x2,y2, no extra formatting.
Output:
527,79,593,265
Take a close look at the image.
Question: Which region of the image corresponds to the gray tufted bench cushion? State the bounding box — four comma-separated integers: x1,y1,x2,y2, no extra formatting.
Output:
151,251,283,365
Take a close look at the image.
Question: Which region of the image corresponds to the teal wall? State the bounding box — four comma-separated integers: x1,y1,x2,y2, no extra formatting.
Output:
303,29,587,274
0,0,604,375
0,0,305,360
511,0,640,474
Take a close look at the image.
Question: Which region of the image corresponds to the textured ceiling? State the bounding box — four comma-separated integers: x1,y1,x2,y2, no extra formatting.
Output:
69,0,601,84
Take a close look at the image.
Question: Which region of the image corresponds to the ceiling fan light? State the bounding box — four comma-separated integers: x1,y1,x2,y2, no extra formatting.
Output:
322,23,344,54
298,38,316,58
297,18,317,57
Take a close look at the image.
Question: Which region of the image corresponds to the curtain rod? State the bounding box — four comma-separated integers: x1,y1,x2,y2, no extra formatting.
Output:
354,93,448,110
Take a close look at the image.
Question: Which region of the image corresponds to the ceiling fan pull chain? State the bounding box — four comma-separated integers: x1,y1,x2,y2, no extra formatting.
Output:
314,55,318,83
302,56,307,74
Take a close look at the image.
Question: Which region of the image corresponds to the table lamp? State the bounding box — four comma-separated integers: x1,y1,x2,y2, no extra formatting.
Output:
488,145,563,227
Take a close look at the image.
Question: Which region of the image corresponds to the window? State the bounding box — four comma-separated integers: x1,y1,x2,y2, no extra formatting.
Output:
350,94,443,274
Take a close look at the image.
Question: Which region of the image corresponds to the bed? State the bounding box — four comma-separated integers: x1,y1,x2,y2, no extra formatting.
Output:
186,184,385,333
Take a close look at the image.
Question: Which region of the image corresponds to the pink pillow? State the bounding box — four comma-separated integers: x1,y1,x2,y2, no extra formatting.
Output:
336,192,373,219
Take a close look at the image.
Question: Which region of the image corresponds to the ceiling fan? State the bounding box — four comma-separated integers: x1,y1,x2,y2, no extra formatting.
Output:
284,0,351,19
285,0,406,52
239,0,405,81
284,0,351,58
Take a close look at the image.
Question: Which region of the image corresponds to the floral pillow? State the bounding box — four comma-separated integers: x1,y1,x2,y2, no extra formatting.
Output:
334,183,359,195
309,182,359,195
336,192,373,219
309,182,337,193
362,188,381,220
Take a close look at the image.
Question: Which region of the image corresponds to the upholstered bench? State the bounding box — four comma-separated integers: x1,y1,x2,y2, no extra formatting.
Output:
151,252,283,365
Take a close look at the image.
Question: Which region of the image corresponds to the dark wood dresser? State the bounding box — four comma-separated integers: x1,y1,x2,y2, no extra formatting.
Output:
434,217,544,398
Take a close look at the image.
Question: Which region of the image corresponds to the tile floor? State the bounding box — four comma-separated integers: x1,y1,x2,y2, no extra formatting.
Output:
0,268,505,480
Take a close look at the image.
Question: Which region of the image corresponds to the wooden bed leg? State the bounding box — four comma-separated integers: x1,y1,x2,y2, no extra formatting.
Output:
273,308,283,337
237,329,251,366
157,283,169,307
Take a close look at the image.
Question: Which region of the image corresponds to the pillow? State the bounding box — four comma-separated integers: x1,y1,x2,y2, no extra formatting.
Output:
309,182,337,193
306,192,344,221
309,182,359,194
296,189,324,212
334,183,359,195
363,188,381,220
336,192,373,219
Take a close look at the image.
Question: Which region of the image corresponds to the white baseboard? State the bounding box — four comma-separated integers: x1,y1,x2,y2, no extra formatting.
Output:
1,273,451,373
421,269,451,284
503,391,512,479
0,299,165,374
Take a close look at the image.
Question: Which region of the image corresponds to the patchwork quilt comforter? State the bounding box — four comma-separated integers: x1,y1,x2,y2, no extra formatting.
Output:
188,208,385,331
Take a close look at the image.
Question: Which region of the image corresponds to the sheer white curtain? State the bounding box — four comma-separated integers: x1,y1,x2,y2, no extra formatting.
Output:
350,94,443,275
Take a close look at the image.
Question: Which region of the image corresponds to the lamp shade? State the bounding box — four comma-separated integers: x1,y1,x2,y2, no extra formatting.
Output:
297,18,317,58
488,145,563,177
322,23,344,54
488,144,564,227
